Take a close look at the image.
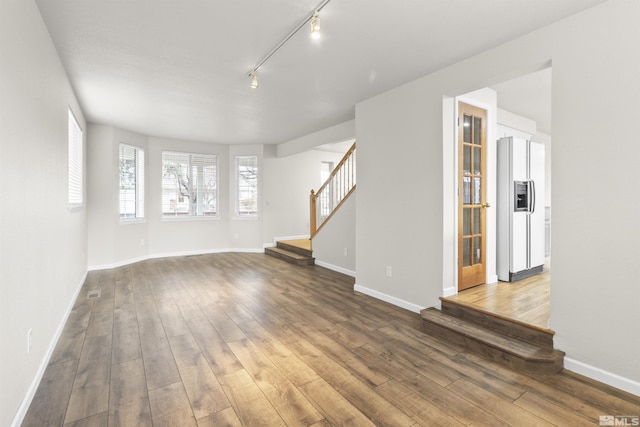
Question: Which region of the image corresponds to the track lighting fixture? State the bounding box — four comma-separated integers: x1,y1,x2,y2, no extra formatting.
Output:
310,14,321,39
247,0,332,88
249,71,259,89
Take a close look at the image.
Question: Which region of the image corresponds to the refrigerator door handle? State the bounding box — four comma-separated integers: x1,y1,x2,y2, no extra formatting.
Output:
530,180,536,213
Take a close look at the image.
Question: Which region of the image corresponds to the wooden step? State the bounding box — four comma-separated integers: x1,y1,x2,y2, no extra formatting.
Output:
420,307,564,375
440,298,554,348
265,246,315,266
275,240,313,258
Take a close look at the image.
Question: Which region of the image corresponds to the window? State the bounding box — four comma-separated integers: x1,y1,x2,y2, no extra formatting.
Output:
68,108,83,208
162,151,217,217
119,144,145,220
235,155,258,216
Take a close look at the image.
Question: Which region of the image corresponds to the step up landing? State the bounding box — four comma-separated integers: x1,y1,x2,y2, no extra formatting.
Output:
421,298,564,375
265,239,314,266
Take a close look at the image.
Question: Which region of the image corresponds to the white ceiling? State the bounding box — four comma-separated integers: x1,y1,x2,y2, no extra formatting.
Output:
36,0,603,145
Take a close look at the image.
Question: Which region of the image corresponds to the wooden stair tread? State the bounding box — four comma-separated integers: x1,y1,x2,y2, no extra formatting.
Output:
440,297,554,335
439,298,554,349
277,239,312,251
421,308,564,363
264,245,315,266
266,247,312,260
274,240,313,257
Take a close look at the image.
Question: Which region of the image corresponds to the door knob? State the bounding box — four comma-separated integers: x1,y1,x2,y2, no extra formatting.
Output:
481,202,491,208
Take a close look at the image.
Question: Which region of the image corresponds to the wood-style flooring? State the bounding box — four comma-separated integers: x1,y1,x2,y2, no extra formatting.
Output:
23,253,639,426
447,268,551,330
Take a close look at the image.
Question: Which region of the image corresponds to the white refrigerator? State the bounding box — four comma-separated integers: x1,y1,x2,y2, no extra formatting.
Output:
497,137,545,282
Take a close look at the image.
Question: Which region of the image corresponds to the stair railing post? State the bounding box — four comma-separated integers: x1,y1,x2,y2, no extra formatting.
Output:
310,189,317,237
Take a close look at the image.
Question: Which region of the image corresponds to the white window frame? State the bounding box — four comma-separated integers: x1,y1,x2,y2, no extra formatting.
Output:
119,144,145,222
68,108,83,209
162,151,218,219
235,155,258,218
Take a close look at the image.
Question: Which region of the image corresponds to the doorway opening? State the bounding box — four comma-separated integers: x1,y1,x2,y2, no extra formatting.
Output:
446,67,552,329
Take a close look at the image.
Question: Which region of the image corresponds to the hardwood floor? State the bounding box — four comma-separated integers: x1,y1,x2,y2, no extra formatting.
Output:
23,254,638,426
446,267,551,330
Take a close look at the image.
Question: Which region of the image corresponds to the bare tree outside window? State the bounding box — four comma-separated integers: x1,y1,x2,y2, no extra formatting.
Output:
236,155,258,216
119,144,144,220
162,152,217,217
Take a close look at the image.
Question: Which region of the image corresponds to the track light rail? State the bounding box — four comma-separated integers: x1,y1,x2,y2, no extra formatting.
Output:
247,0,332,84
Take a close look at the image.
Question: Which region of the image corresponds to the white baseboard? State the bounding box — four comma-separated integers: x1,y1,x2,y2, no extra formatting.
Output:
353,283,423,314
88,255,150,271
315,260,355,277
228,248,265,254
11,270,87,427
442,286,457,297
564,357,640,397
88,248,264,271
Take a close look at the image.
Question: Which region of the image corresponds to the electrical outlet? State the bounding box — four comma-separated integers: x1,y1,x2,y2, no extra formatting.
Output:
343,247,348,256
386,266,392,277
139,239,145,246
234,233,239,239
27,328,32,354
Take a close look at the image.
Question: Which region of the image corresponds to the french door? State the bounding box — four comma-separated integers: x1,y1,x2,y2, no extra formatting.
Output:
458,102,488,291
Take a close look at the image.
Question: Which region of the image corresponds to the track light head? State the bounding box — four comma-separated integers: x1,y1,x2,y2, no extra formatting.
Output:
249,71,259,89
310,14,321,39
247,0,331,88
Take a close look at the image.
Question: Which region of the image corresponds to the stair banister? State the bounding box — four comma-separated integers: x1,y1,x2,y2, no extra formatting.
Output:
310,142,356,237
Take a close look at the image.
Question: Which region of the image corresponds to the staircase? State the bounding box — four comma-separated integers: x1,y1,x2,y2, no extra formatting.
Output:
267,143,356,267
421,298,564,375
310,142,356,238
265,239,314,266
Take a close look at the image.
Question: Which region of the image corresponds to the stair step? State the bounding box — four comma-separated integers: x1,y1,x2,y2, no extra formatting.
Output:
265,246,315,266
276,240,313,258
421,307,564,375
440,298,554,348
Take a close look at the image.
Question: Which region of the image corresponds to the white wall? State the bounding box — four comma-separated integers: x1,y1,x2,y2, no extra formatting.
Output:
356,82,444,313
89,131,345,267
88,131,236,268
0,1,88,425
549,0,640,391
263,148,345,244
228,144,263,250
88,125,150,266
355,0,640,394
148,136,232,254
312,192,356,275
277,120,355,157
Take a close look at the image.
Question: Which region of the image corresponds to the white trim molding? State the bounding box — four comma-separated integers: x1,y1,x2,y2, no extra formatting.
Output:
564,357,640,397
353,283,423,314
315,260,355,277
442,286,457,298
88,248,264,271
11,270,87,427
